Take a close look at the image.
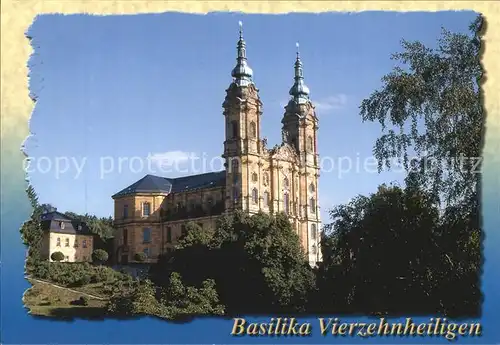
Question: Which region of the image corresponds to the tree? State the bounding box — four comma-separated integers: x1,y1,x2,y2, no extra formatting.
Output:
359,15,483,207
346,15,483,317
51,251,65,262
21,185,56,260
160,272,225,317
134,252,147,262
92,249,109,264
152,211,315,315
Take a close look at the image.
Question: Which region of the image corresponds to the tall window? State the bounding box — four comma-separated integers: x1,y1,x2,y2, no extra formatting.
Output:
311,223,317,240
65,238,70,247
310,198,316,213
82,239,87,248
249,121,257,138
307,136,314,151
123,228,128,245
233,187,239,202
143,247,150,258
56,237,61,247
181,224,187,237
166,227,172,243
123,205,128,219
252,188,258,204
231,120,238,139
263,191,270,207
60,222,65,230
143,228,152,243
232,159,239,184
142,202,151,217
284,193,290,214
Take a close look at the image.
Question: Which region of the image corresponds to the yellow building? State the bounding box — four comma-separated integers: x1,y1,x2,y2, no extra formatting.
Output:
112,24,322,267
40,211,94,262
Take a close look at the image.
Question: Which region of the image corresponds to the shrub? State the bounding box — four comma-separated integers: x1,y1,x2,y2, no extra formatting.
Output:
92,249,109,264
70,296,89,306
134,252,147,262
76,274,91,286
80,296,89,306
50,251,65,262
91,266,116,283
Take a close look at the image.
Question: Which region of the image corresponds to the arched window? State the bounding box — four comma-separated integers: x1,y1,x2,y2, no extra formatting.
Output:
284,193,290,214
249,121,257,139
231,120,238,139
307,136,314,152
263,191,270,207
283,177,289,189
309,183,315,193
252,188,258,204
252,172,258,182
311,223,317,240
310,197,316,213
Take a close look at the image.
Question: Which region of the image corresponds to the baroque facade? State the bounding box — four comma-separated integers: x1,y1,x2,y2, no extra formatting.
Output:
112,24,322,267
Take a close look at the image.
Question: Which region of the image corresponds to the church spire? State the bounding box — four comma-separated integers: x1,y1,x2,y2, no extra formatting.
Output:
231,21,254,87
289,42,310,104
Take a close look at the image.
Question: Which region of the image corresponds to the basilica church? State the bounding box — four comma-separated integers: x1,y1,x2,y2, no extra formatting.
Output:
112,23,322,267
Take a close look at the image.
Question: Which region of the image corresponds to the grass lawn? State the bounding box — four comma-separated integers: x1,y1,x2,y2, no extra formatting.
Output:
24,279,108,320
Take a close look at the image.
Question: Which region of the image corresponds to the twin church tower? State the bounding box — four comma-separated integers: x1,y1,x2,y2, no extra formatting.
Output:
112,22,322,267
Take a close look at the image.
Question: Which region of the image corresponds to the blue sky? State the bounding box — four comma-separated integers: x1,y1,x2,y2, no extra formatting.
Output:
26,11,476,221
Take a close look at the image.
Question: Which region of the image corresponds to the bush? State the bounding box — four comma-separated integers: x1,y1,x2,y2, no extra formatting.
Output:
92,249,109,264
134,252,147,262
91,266,116,283
76,274,91,286
50,251,65,262
80,296,89,306
70,296,89,306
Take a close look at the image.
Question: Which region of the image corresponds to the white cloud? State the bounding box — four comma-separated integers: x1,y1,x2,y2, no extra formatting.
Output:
314,94,348,111
148,151,193,167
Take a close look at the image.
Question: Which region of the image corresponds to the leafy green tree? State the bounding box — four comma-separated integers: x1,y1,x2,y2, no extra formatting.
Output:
153,211,315,314
314,15,483,317
92,249,109,264
21,186,56,260
359,15,483,207
160,272,225,317
50,251,65,262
